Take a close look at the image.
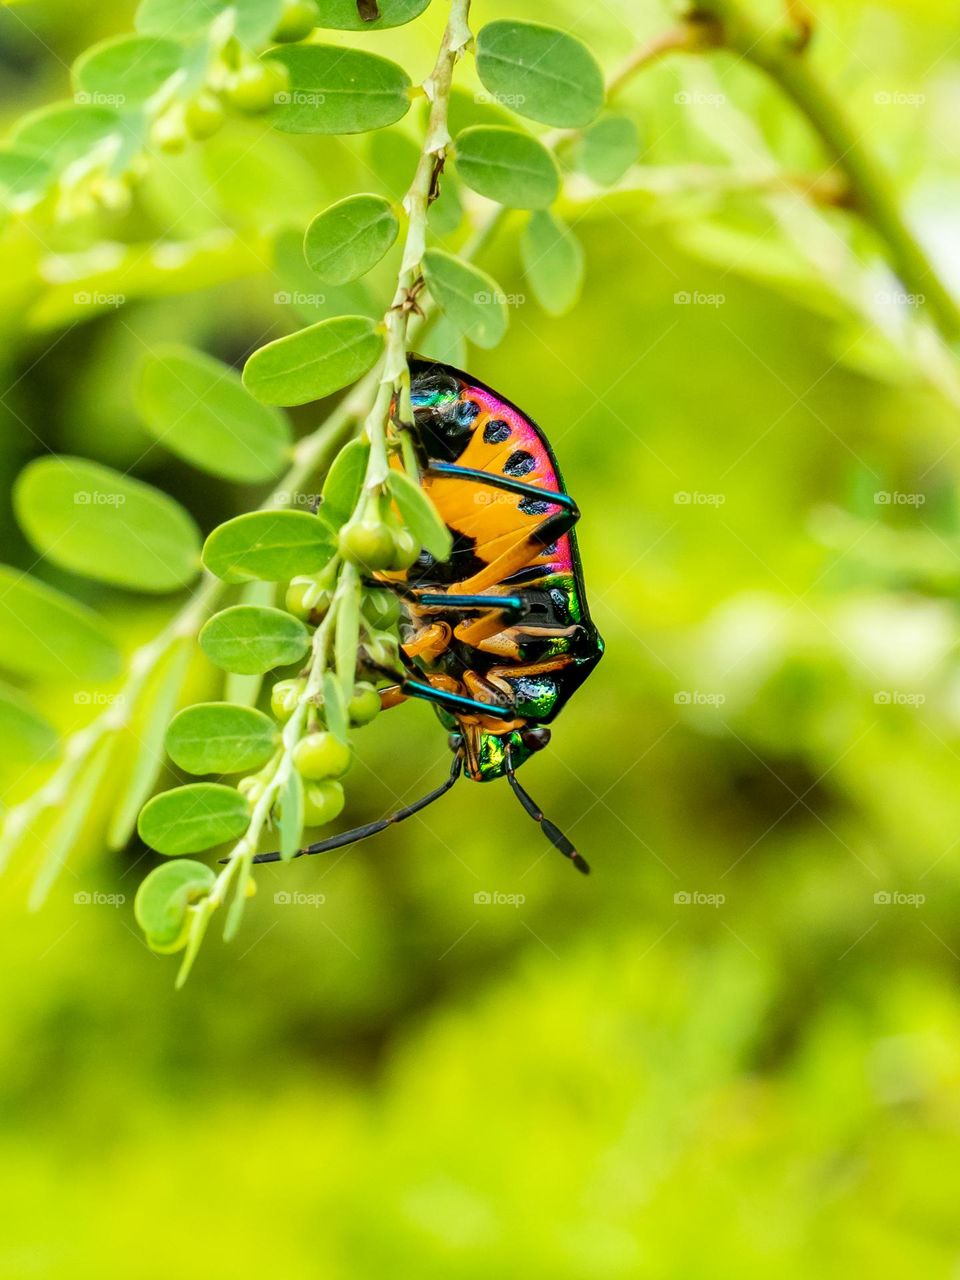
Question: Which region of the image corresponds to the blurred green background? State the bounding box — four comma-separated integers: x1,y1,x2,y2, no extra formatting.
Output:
3,0,960,1275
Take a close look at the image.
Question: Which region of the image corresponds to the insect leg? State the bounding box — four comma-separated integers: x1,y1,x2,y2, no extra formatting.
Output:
447,507,581,595
243,752,464,865
402,678,516,721
504,746,589,875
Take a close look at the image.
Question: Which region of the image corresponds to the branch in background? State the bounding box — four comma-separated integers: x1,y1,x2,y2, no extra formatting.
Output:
682,0,960,342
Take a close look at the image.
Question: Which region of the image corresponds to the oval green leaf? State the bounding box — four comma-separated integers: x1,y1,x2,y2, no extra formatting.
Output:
0,680,58,768
475,20,604,129
521,210,584,317
243,314,383,406
321,437,370,527
134,858,216,948
202,509,336,583
268,44,411,134
137,344,292,482
0,566,120,683
14,457,201,593
165,702,278,775
315,0,431,30
453,126,559,210
422,249,508,349
136,0,283,46
200,604,310,674
0,147,52,209
387,469,452,560
304,193,399,285
571,114,640,186
10,102,120,174
138,782,250,855
73,35,187,107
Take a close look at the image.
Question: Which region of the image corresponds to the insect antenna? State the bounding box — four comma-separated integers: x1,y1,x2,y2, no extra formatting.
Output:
504,746,590,875
234,752,463,866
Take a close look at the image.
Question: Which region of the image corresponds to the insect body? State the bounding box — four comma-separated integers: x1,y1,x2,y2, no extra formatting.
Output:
252,357,603,873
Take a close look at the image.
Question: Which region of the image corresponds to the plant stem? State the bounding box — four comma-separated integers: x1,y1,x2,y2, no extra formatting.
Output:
686,0,960,341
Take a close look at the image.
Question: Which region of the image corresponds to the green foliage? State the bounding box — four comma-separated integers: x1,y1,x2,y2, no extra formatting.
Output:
303,193,400,285
422,247,508,348
72,35,188,106
133,857,216,948
276,766,304,859
135,0,283,45
199,604,310,674
321,437,370,526
386,469,452,559
138,782,251,855
267,44,412,134
569,113,640,185
14,458,201,593
521,210,584,316
137,346,292,482
202,509,337,582
0,682,57,768
165,702,279,774
242,315,384,405
475,19,604,128
315,0,432,30
453,125,559,209
0,567,120,683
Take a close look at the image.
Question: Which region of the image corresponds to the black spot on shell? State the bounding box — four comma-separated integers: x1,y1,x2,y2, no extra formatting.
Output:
503,450,535,477
453,398,480,427
518,497,550,515
483,418,511,444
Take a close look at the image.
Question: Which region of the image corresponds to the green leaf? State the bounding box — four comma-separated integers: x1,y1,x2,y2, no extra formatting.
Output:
315,0,431,30
200,604,310,675
166,702,278,775
387,468,452,560
277,766,304,861
336,571,361,700
420,312,467,368
521,210,584,317
137,344,292,482
0,566,120,683
475,20,604,129
138,782,250,855
136,0,283,46
14,457,201,593
427,174,462,236
223,581,276,707
10,102,121,174
268,44,411,134
304,193,399,285
422,249,508,349
134,858,216,949
321,437,370,527
0,681,58,767
570,115,640,185
202,509,336,583
243,314,383,406
107,637,192,850
73,35,187,107
453,126,559,210
322,669,348,744
0,147,52,209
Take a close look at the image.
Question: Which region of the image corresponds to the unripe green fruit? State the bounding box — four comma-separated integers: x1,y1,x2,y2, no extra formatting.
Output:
185,90,226,139
365,631,399,668
303,780,345,827
293,731,352,780
271,678,302,722
348,682,381,726
272,0,318,41
389,527,421,571
225,61,288,113
339,519,397,571
362,587,402,630
285,576,314,621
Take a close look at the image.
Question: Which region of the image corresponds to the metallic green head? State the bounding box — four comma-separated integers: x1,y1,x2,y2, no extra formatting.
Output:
444,721,553,782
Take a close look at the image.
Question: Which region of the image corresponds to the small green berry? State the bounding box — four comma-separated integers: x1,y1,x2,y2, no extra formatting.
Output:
238,776,265,808
271,678,302,722
348,682,381,726
293,731,352,780
184,90,225,139
339,519,397,571
225,60,288,113
272,0,318,41
285,576,314,621
302,780,345,827
362,587,402,630
389,527,421,571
